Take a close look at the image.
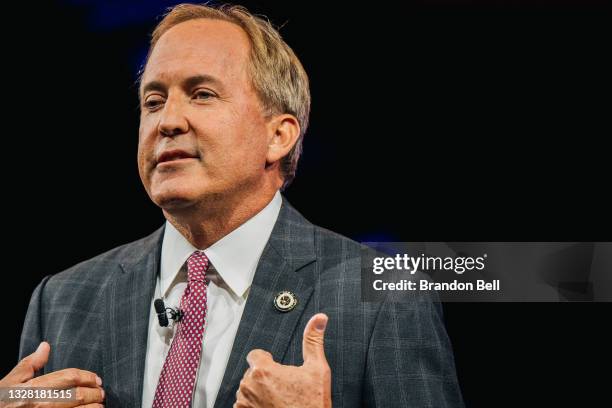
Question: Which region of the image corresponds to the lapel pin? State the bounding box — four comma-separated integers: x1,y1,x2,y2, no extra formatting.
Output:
274,291,298,312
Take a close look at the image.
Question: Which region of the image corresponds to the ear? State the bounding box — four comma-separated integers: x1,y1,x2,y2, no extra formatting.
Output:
265,114,301,166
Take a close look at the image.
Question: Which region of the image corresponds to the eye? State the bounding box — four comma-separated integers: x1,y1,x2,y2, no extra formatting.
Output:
143,95,164,111
193,89,216,101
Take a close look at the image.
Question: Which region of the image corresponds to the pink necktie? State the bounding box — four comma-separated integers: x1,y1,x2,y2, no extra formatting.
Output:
153,251,209,408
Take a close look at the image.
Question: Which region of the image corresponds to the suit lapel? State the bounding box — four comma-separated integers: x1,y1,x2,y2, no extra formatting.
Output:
103,226,164,408
214,199,317,408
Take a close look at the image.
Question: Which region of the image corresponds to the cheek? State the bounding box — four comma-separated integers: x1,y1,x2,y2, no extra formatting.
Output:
136,144,146,175
198,116,266,167
138,115,159,152
222,129,268,171
137,123,156,177
136,134,147,165
136,145,149,187
230,108,270,161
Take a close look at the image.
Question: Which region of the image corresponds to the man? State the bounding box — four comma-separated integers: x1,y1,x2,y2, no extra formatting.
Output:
9,3,463,407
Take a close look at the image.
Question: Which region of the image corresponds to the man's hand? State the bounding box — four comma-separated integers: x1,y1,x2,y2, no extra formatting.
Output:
234,313,332,408
0,342,105,408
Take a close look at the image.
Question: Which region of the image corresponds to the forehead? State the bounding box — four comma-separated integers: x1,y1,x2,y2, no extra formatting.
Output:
143,18,251,84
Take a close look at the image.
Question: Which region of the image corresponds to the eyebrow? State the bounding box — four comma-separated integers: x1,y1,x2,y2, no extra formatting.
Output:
140,74,225,98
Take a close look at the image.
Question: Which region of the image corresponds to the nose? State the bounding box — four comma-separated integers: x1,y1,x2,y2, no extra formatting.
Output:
158,96,189,137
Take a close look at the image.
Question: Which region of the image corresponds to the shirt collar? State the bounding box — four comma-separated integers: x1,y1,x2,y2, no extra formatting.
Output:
160,191,282,298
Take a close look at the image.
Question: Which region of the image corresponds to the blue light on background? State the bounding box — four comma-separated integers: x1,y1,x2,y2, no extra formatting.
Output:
62,0,178,31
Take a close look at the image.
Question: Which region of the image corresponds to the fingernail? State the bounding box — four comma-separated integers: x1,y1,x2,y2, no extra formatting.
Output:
315,315,328,332
96,376,103,386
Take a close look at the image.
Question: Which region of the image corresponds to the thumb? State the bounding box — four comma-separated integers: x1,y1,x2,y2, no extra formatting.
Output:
10,342,50,383
25,342,50,372
302,313,328,365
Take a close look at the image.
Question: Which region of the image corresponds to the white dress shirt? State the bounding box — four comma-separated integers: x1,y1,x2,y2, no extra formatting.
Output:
142,191,282,408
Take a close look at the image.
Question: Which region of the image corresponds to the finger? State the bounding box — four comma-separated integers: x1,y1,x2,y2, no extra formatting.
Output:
44,387,105,408
234,387,248,408
245,349,273,369
302,313,329,365
13,388,104,408
235,386,242,401
234,382,253,408
63,403,105,408
70,385,105,406
28,368,102,389
233,401,250,408
5,342,50,383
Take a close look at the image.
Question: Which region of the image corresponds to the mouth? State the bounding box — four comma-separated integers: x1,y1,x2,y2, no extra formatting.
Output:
156,149,200,167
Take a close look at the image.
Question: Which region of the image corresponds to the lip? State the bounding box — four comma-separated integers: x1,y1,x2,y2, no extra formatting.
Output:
156,149,199,166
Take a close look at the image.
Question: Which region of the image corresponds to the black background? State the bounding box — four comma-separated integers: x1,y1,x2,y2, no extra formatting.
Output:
3,0,610,406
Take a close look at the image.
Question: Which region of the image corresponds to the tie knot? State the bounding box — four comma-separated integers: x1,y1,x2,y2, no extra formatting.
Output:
187,251,209,282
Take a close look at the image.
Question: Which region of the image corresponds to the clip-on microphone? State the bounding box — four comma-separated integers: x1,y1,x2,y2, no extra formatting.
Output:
154,298,184,327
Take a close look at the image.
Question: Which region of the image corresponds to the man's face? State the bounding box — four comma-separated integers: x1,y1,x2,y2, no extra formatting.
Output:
138,19,272,210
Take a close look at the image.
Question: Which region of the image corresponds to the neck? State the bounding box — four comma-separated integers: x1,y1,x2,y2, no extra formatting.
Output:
163,188,278,249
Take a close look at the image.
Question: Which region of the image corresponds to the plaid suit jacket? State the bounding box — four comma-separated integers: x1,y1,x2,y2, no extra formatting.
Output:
19,198,464,407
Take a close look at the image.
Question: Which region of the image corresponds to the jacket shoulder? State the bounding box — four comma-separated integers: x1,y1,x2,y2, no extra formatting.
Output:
313,224,364,256
310,224,367,287
48,226,164,285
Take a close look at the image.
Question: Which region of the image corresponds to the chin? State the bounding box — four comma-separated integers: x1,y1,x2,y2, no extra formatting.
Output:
155,196,197,211
151,182,226,212
150,184,201,210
